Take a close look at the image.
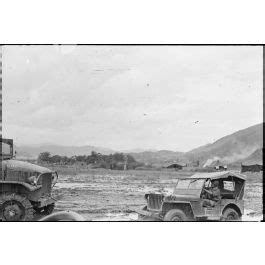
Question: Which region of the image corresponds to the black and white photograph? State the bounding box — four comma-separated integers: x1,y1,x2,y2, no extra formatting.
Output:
0,45,263,222
1,2,265,265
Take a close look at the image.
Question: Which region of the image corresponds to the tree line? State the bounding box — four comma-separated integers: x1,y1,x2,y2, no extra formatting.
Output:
37,151,143,170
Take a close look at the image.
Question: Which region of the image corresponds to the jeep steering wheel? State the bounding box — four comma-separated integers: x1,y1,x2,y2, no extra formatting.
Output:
39,211,86,221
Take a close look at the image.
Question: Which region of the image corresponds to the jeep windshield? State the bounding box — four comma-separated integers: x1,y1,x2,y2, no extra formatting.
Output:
175,178,205,190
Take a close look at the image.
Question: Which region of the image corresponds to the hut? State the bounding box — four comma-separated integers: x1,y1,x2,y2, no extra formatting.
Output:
241,164,263,173
241,148,263,173
165,162,187,170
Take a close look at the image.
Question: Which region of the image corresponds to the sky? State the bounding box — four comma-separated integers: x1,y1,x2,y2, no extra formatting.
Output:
2,45,263,152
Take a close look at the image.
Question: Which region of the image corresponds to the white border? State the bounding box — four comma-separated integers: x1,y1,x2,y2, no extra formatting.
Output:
1,0,265,44
0,1,264,265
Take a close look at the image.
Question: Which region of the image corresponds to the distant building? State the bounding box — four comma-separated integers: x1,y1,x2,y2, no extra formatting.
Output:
165,162,187,170
241,149,263,173
215,165,227,171
241,164,263,173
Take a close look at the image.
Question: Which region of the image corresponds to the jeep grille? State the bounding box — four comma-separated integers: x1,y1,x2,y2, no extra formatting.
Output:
147,194,164,210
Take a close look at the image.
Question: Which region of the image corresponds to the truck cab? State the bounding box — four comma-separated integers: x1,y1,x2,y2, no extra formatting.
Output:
1,138,58,221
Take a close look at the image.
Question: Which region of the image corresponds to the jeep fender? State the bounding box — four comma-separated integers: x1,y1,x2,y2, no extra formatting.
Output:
162,201,195,219
222,203,243,217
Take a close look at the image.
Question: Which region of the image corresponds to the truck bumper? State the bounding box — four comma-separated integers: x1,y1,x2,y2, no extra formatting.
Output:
33,193,63,208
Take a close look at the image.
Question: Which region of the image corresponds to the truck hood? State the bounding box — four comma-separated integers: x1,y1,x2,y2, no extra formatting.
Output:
2,159,53,174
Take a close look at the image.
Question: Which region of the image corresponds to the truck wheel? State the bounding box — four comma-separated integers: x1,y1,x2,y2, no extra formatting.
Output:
222,208,240,221
164,209,188,221
0,193,34,221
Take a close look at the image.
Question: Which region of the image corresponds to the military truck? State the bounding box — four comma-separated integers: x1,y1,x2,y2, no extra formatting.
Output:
0,138,58,221
138,171,246,221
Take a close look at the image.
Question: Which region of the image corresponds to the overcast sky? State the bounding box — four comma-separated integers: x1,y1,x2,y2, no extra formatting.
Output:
2,45,263,152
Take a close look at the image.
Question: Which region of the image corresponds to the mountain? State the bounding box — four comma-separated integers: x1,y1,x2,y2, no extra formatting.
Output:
185,123,263,166
121,148,158,153
15,144,115,159
241,148,263,165
127,123,263,166
14,123,263,166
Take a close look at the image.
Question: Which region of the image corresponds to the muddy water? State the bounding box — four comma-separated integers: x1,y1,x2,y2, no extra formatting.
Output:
52,170,263,221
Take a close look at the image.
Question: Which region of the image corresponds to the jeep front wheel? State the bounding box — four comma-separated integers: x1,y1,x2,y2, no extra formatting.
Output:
222,208,240,221
164,209,188,221
0,193,34,221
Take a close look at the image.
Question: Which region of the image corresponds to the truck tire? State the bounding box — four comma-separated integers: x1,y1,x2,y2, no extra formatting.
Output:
222,208,240,221
0,193,34,221
164,209,188,221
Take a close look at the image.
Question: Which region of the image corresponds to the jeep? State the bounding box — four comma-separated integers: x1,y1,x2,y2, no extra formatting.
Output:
138,171,246,221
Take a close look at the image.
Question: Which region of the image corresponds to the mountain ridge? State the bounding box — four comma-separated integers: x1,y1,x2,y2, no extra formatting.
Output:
185,123,263,165
15,123,263,166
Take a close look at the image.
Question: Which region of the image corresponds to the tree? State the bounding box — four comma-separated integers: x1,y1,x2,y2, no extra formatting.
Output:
127,154,136,163
90,151,99,163
50,155,62,164
38,152,51,163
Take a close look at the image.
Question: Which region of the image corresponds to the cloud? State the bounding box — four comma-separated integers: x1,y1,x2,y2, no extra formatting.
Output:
2,45,263,151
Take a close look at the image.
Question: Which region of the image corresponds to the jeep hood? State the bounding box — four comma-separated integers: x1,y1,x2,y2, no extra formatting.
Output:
145,192,201,211
164,194,201,202
2,159,53,174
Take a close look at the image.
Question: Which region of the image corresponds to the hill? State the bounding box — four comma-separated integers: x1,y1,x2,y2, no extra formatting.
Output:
241,148,263,165
185,123,263,165
14,123,263,167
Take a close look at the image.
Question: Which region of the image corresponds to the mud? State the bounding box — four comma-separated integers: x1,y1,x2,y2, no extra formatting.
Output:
49,169,262,221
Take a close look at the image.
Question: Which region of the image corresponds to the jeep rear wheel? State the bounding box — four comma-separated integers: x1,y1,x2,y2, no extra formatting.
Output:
164,209,188,221
0,194,34,221
222,208,240,221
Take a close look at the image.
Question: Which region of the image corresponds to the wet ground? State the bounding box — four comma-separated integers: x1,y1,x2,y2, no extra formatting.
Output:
48,169,262,221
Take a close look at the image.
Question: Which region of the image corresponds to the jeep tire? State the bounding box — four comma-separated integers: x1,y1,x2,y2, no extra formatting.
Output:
164,209,188,221
222,208,240,221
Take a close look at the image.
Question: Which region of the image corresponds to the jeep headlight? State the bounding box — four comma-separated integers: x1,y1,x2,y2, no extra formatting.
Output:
27,175,38,186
